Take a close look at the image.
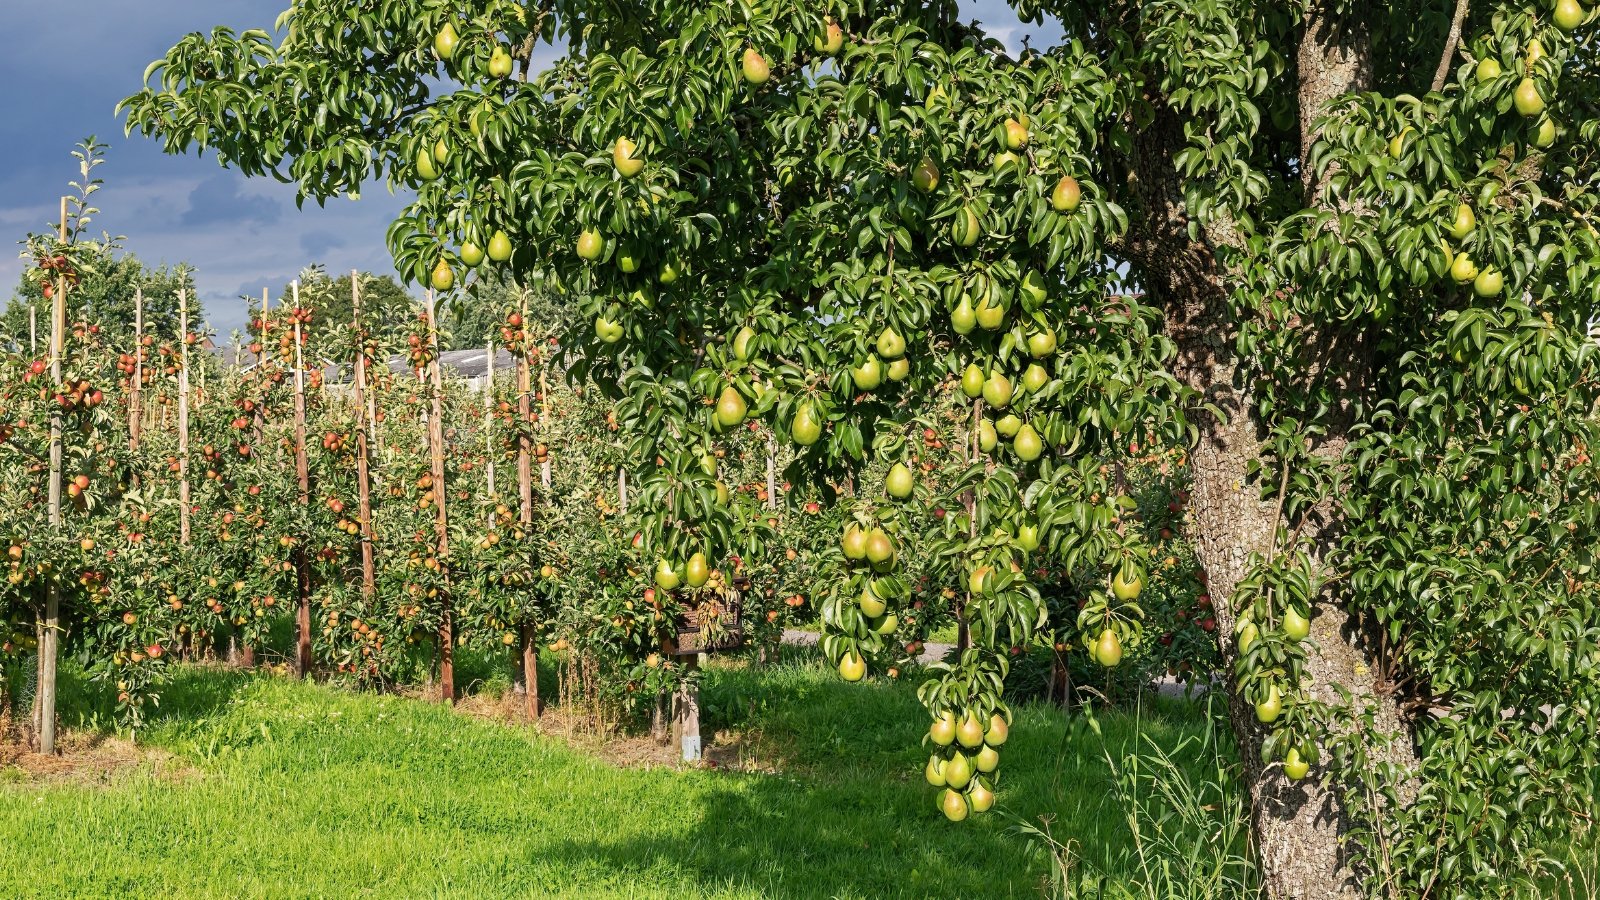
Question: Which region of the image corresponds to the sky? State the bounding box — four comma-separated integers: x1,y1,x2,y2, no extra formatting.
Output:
0,2,1057,339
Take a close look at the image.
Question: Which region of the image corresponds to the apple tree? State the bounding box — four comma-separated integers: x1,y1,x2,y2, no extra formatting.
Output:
121,1,1600,897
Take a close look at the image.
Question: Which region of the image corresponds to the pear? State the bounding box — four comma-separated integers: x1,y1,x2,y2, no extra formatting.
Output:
415,148,440,182
658,260,681,284
486,230,513,262
1013,424,1043,462
685,552,710,588
459,241,485,268
1476,58,1503,83
995,414,1021,438
429,258,455,292
617,251,641,274
885,462,915,499
613,137,644,178
991,150,1022,172
978,420,997,452
1112,566,1144,600
1525,40,1546,70
1255,684,1284,723
1051,175,1081,212
924,84,948,111
732,326,756,361
929,711,957,746
943,751,974,789
1003,116,1029,149
975,743,1000,773
968,778,996,813
975,296,1006,330
1238,620,1259,653
951,296,977,334
841,524,869,560
951,206,980,247
981,372,1013,409
1473,268,1504,297
1450,252,1479,285
433,138,450,165
715,385,747,428
654,560,682,591
1283,747,1310,781
1555,0,1585,32
594,317,622,344
791,402,823,446
576,229,605,261
741,48,770,85
960,364,986,398
865,528,895,569
1388,128,1412,159
1022,364,1050,393
876,327,906,359
1534,117,1558,148
433,22,461,61
912,157,940,193
814,17,845,54
837,651,865,682
1027,328,1058,357
940,788,970,821
956,711,985,749
488,46,514,79
1446,203,1475,240
1284,606,1311,642
887,358,911,382
1019,270,1048,306
1095,628,1123,667
1514,77,1545,117
874,613,899,636
985,713,1009,747
858,587,887,619
925,754,948,786
850,356,883,391
1015,522,1041,552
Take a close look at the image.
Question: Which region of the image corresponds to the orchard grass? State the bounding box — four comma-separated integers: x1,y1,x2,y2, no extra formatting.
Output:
0,648,1235,899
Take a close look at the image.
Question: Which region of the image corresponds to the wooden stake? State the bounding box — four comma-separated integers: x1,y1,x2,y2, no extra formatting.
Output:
351,272,376,601
36,197,68,754
765,434,778,511
178,289,191,546
291,281,312,678
539,362,552,491
425,291,453,703
515,292,539,719
29,305,37,357
484,340,496,525
130,289,144,452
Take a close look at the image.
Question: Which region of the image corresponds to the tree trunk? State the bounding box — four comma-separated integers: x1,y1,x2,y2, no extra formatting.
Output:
1122,11,1419,898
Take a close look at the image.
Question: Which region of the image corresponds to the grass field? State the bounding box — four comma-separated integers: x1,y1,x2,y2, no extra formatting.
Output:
0,650,1243,899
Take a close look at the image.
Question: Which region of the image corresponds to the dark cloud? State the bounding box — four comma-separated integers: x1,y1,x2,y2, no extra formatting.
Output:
181,174,282,228
300,230,349,255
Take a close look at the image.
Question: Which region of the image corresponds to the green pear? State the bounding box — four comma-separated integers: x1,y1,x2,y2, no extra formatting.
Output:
741,48,770,85
613,137,644,178
1473,268,1504,297
929,711,957,746
433,22,460,60
851,356,883,391
577,229,605,261
968,778,996,813
1476,58,1503,83
1284,607,1311,642
1283,747,1310,781
858,587,886,619
956,712,985,749
1095,628,1123,667
975,297,1005,330
1255,684,1283,723
791,402,823,446
951,296,977,334
981,372,1013,409
732,326,756,361
925,755,947,787
1446,203,1475,240
1013,424,1043,461
886,358,910,382
594,317,622,344
487,45,514,79
978,420,997,452
1003,117,1029,149
654,559,681,591
433,138,450,166
951,206,980,247
430,258,455,292
1051,175,1081,212
841,524,868,560
960,364,985,398
1027,328,1058,358
685,552,710,588
885,462,915,500
1450,252,1479,285
985,714,1009,747
876,327,906,359
1555,0,1585,32
1019,270,1048,306
1022,364,1049,393
1514,77,1545,117
995,414,1021,438
658,260,681,284
912,157,940,193
814,17,844,54
486,230,513,262
1534,117,1558,148
459,241,484,268
715,385,747,428
415,148,439,181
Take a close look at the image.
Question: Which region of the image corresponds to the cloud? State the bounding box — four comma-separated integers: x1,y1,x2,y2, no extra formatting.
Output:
300,230,349,256
181,174,283,228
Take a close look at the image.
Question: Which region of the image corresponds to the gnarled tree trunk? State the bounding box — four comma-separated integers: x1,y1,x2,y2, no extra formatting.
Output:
1123,9,1420,898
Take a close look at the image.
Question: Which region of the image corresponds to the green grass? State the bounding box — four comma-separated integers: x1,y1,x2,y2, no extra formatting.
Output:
0,652,1238,899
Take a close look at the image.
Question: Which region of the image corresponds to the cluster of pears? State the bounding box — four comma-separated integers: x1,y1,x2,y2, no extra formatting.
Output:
837,517,904,681
1235,603,1313,779
957,326,1058,463
432,22,513,78
1089,564,1144,668
1473,29,1572,148
848,326,911,394
654,550,715,594
1440,202,1503,298
925,707,1009,821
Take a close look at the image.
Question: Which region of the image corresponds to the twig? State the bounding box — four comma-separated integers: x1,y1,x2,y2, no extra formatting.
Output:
1432,0,1471,93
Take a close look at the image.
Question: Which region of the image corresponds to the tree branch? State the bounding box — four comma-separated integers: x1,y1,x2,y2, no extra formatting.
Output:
1432,0,1470,92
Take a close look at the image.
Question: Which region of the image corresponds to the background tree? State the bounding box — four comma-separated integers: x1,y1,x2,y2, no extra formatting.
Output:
120,2,1600,898
4,243,193,350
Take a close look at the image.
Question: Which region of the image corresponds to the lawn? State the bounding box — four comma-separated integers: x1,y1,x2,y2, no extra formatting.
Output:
0,651,1241,899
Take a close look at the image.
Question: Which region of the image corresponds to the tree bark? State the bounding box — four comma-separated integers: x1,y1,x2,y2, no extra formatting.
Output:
1122,10,1419,899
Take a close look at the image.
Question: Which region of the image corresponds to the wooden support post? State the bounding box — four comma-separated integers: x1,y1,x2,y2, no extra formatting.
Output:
291,281,313,678
178,290,191,545
618,469,627,510
351,273,377,602
29,305,37,357
765,434,778,511
130,289,144,452
674,656,702,763
37,197,68,754
538,362,552,491
484,340,496,523
515,294,539,719
425,291,454,703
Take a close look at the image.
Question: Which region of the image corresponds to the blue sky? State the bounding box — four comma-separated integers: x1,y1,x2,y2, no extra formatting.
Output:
0,2,1056,338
